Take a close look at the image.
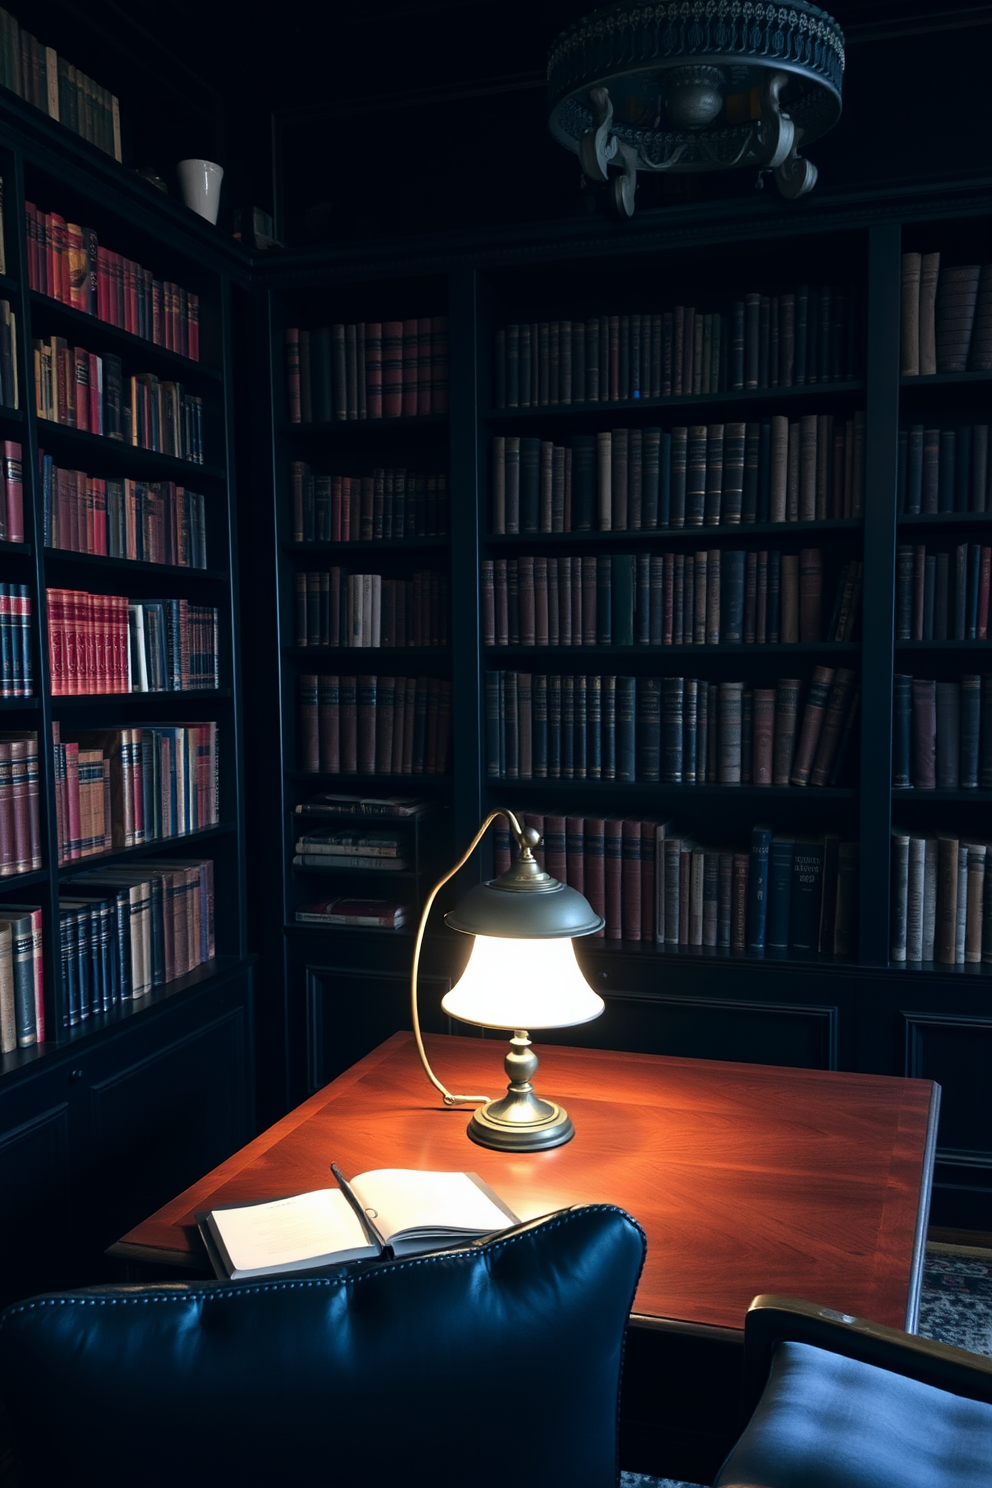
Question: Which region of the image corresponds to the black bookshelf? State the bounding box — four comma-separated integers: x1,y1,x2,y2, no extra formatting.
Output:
251,184,992,1231
0,93,255,1304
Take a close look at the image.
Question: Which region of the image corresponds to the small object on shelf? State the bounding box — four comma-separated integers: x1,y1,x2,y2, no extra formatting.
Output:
134,167,168,194
295,898,410,928
232,206,281,250
294,793,435,818
176,159,224,226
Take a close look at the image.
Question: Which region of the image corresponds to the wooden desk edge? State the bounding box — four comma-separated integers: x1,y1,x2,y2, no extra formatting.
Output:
106,1241,206,1271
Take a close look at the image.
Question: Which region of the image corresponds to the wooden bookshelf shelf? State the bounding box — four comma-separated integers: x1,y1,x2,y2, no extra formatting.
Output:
280,414,448,436
34,422,224,481
485,518,864,544
484,381,868,422
28,292,223,383
484,642,860,659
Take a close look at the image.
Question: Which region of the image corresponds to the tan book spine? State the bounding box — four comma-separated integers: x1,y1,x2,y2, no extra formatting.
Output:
790,666,835,786
965,842,986,964
780,554,799,643
936,834,959,964
901,251,922,375
786,421,801,521
752,688,776,785
706,548,720,645
772,678,802,784
918,251,940,376
769,415,789,522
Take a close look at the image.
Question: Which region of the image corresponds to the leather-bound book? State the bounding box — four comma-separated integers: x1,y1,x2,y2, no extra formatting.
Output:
935,263,981,372
892,673,912,788
910,677,937,789
890,830,910,960
583,816,606,936
935,679,960,787
299,674,319,773
685,425,707,528
780,554,799,643
798,547,823,641
901,252,922,375
381,321,403,417
791,666,834,786
704,423,724,526
918,252,940,375
772,677,801,784
936,834,959,964
744,292,760,389
960,674,981,789
604,817,623,939
717,680,743,784
670,426,687,528
621,819,642,942
969,264,992,371
752,688,776,785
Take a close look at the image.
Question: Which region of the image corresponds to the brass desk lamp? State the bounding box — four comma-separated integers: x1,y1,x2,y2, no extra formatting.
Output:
410,808,605,1151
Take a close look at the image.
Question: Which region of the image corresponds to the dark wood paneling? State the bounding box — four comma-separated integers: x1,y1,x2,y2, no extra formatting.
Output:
305,964,453,1091
905,1013,992,1229
0,1091,73,1305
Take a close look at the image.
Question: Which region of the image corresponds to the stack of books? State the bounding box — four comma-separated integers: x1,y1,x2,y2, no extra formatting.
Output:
895,542,991,641
298,675,452,776
897,422,992,514
893,674,992,790
289,462,448,542
902,252,992,375
41,458,207,566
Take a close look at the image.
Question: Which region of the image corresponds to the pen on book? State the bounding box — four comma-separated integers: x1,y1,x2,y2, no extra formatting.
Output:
331,1162,386,1251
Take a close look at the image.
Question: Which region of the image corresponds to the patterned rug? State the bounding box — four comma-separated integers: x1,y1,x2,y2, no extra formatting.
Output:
621,1244,992,1488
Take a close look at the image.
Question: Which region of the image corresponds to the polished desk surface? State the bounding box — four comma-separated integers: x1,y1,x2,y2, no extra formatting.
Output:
113,1032,939,1334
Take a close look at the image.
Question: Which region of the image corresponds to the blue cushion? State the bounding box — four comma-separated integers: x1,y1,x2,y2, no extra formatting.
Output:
714,1340,992,1488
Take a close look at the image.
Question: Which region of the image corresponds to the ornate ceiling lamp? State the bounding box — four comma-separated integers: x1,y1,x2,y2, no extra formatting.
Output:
548,1,845,216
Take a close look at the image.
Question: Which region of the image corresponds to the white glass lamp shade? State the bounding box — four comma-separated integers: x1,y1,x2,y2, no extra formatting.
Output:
440,935,605,1032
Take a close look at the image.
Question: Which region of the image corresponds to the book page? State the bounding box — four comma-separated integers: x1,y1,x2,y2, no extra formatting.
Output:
209,1188,374,1274
351,1169,515,1243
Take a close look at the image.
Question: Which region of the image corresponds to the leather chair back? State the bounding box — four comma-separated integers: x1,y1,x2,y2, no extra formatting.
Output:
0,1203,646,1488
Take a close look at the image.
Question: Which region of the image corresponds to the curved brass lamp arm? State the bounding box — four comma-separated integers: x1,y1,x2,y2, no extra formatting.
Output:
410,808,525,1106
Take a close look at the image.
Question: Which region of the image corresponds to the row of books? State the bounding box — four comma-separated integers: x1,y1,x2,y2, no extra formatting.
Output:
52,721,219,861
0,298,17,409
0,733,41,877
891,832,992,965
40,457,208,567
901,253,992,376
0,11,121,161
33,340,205,462
285,319,450,423
493,814,857,957
57,859,215,1026
26,202,200,358
494,284,859,409
289,463,449,543
0,904,44,1049
298,674,453,776
484,667,859,785
893,675,992,790
293,570,449,649
46,590,219,695
291,795,431,930
0,439,23,541
481,550,862,649
897,424,992,515
490,415,866,534
0,586,32,696
896,543,991,642
293,825,410,871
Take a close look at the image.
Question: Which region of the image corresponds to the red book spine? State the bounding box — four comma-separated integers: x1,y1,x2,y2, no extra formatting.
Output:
96,247,110,322
114,252,125,329
604,816,623,939
30,909,44,1044
24,203,37,291
0,742,12,875
382,321,403,418
978,546,991,641
47,588,65,696
152,280,163,346
401,318,418,417
365,321,382,419
188,292,200,361
285,328,301,423
621,818,642,941
64,741,81,859
431,315,448,415
543,813,567,884
3,443,23,542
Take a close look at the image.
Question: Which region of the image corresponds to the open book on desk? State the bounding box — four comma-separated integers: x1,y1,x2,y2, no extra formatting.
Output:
198,1168,520,1282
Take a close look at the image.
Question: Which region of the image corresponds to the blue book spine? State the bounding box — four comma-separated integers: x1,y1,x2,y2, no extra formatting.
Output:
532,673,548,779
683,678,698,783
587,674,601,779
938,430,956,514
612,556,634,646
658,431,672,528
757,421,771,524
960,674,981,789
601,675,616,780
560,675,574,780
766,835,795,951
956,425,972,514
616,676,636,782
596,556,612,644
722,549,745,643
547,673,562,779
661,676,684,783
484,671,500,777
747,825,773,952
636,676,661,782
893,674,912,787
643,428,660,529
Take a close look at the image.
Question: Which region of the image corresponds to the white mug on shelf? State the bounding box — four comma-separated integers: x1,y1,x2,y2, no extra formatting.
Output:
176,159,224,225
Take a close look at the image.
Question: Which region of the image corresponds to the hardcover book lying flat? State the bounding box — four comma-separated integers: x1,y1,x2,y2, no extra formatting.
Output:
198,1168,519,1281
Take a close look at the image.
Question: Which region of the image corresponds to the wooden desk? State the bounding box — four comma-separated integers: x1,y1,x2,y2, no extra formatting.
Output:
113,1032,938,1477
115,1030,938,1328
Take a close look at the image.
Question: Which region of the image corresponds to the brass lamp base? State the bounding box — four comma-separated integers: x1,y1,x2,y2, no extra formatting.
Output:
465,1031,575,1152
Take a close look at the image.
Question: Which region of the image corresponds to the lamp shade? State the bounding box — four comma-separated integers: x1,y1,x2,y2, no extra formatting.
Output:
444,879,604,939
441,935,605,1032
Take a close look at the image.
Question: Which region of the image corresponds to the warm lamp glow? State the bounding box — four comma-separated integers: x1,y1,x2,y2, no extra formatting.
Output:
441,936,605,1032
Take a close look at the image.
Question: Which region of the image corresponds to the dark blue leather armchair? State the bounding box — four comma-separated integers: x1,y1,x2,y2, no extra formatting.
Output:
713,1294,992,1488
0,1204,645,1488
